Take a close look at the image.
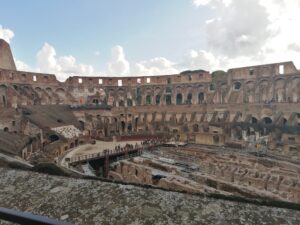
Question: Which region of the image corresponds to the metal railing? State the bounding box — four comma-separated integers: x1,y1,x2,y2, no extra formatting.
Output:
69,147,142,164
0,207,74,225
69,142,163,164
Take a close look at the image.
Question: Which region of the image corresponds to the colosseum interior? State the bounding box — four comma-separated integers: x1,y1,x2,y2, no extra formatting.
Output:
1,37,300,215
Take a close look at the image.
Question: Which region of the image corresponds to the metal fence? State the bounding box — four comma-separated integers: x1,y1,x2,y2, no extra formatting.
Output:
0,207,74,225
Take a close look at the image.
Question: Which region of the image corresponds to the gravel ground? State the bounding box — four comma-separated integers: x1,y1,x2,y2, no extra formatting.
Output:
0,168,300,225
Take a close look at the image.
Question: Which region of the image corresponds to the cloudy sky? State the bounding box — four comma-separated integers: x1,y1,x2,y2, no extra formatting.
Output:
0,0,299,81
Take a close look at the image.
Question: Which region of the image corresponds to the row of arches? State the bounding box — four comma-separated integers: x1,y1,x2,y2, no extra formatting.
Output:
2,75,300,107
124,93,206,106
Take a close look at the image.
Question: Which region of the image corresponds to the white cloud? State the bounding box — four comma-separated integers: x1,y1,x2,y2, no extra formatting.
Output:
37,43,61,73
134,57,178,76
58,55,94,75
193,0,231,8
36,43,95,81
192,0,213,7
108,45,130,76
182,49,219,71
15,59,32,71
191,0,300,70
0,25,14,43
9,0,300,79
288,43,300,52
205,0,271,57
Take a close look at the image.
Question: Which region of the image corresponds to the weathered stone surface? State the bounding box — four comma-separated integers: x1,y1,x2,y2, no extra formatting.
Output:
0,168,299,225
0,39,16,70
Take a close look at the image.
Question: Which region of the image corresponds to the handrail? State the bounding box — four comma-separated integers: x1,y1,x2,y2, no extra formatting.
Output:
0,207,74,225
70,147,143,163
69,142,163,164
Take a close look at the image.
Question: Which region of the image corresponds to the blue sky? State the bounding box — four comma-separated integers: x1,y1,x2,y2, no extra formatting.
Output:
0,1,208,71
0,0,299,80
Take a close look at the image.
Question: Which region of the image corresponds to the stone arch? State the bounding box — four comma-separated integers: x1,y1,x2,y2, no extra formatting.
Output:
127,123,132,132
209,83,216,92
176,86,182,93
231,126,243,140
119,100,125,107
165,95,172,105
220,83,228,103
155,87,161,94
187,93,192,104
121,121,126,132
282,117,287,126
0,84,8,107
56,88,67,103
287,77,300,102
176,93,183,105
233,81,242,91
146,95,152,105
198,92,205,104
127,99,133,107
244,81,255,103
256,80,269,102
193,124,199,132
45,87,52,93
34,87,42,92
274,78,285,102
155,95,161,105
49,134,59,142
262,117,272,124
3,127,9,132
136,95,142,106
250,117,258,124
79,120,85,130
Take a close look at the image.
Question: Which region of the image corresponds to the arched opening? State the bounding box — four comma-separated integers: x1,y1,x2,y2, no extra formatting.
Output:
146,95,152,105
198,93,204,104
176,93,183,105
263,117,272,124
193,124,199,132
127,99,133,107
250,117,257,124
155,95,161,105
121,121,126,132
155,125,161,132
233,82,242,90
213,135,219,144
49,134,59,142
165,95,172,105
282,118,287,126
187,93,192,104
3,127,9,132
92,99,99,104
79,120,85,130
136,96,142,106
70,142,75,149
135,118,139,130
127,124,132,132
209,84,216,91
232,128,242,140
119,100,125,107
2,96,6,107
